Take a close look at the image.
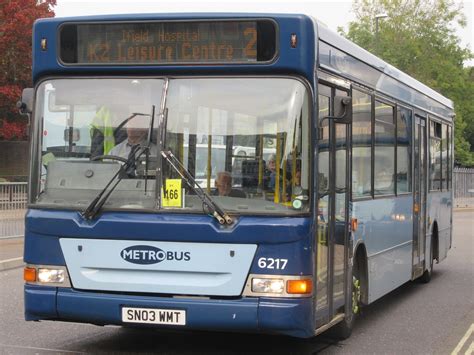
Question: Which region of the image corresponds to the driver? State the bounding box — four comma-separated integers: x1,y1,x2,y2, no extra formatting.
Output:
108,117,158,159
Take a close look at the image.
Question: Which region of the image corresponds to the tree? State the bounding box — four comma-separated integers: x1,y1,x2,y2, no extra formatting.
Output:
0,0,56,141
461,67,474,150
339,0,474,166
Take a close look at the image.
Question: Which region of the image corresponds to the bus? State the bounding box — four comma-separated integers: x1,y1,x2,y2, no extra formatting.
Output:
20,13,453,339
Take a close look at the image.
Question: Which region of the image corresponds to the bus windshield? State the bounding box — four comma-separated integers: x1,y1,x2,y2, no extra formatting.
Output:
33,77,310,215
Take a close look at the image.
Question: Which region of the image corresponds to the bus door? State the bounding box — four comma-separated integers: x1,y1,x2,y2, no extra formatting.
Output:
316,83,352,327
412,114,427,278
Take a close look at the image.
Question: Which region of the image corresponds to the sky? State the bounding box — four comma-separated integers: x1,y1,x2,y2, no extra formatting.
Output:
54,0,473,66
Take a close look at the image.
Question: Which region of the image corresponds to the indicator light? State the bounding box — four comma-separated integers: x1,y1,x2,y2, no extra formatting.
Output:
352,218,358,232
24,267,37,282
290,34,298,48
287,279,312,294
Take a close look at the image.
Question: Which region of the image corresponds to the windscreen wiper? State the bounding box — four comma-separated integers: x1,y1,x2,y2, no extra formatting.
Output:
82,107,155,220
82,144,144,220
161,150,233,225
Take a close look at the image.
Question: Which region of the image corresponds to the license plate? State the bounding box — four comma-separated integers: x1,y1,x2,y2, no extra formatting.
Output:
122,307,186,326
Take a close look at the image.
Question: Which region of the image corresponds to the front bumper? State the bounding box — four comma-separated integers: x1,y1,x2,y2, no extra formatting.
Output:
25,285,314,338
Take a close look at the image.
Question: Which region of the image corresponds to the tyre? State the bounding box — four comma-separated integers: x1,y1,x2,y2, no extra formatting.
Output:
419,239,434,283
330,259,361,340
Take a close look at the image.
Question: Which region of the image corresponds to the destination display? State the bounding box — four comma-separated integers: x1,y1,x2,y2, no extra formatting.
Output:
60,20,276,64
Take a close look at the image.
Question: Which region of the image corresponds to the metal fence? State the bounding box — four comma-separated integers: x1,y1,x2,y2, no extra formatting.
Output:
453,167,474,208
0,182,28,210
0,182,27,238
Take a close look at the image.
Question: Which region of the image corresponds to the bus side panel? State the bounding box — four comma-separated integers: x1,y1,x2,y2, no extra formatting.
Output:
427,191,452,262
352,195,413,303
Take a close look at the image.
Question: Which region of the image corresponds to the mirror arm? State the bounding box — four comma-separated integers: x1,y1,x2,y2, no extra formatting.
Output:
16,100,31,138
318,104,351,139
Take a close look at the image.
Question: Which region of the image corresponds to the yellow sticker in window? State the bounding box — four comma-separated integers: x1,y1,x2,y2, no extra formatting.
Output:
162,179,183,208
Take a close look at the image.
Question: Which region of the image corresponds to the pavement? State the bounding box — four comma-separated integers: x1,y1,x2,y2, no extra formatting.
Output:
0,237,24,271
0,208,472,272
0,208,25,271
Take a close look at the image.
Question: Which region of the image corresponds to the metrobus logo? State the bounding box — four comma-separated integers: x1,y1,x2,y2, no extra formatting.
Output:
121,245,191,265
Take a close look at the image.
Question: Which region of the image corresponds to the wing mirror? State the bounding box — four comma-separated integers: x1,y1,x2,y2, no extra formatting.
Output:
331,96,352,124
16,88,34,138
323,96,352,124
17,88,34,115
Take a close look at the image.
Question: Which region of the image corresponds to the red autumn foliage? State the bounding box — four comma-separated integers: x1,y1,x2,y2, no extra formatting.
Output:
0,119,26,140
0,0,56,141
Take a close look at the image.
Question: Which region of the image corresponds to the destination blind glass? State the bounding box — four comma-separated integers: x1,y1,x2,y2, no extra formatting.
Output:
60,20,276,64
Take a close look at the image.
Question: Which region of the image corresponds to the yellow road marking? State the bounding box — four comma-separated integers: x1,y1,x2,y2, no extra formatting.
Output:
452,323,474,355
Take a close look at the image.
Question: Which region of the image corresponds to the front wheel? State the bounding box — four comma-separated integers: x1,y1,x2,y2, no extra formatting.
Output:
331,262,361,339
419,240,434,283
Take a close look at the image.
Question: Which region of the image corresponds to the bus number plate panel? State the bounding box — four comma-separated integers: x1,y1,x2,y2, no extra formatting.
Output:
122,307,186,326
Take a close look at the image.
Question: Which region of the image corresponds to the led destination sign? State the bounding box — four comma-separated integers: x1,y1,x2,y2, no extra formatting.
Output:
60,20,276,64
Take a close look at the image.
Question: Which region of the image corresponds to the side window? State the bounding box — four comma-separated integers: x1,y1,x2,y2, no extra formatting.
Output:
448,125,452,190
374,100,395,195
352,89,372,198
441,124,449,190
429,120,442,191
397,107,412,193
318,95,330,196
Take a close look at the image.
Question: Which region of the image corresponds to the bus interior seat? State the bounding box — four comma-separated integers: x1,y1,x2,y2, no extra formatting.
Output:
242,159,265,190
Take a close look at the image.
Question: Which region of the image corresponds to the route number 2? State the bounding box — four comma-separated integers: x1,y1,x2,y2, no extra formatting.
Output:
258,257,288,270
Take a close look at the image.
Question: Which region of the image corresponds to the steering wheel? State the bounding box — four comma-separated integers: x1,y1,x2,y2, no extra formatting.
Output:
91,155,128,163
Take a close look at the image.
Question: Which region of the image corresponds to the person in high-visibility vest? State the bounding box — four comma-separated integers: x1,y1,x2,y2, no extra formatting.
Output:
90,106,116,158
108,115,158,159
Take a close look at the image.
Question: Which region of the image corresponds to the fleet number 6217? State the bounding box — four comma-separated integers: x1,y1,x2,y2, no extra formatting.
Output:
257,257,288,270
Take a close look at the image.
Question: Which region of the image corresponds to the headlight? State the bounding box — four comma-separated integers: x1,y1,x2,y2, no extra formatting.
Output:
24,265,71,287
38,268,65,283
251,278,285,293
243,274,313,297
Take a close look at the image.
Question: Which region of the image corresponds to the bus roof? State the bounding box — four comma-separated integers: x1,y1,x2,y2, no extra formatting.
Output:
33,13,453,116
32,13,316,82
316,21,454,112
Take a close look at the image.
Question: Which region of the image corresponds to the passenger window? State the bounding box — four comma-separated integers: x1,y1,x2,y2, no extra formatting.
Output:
448,125,452,190
397,107,412,193
441,124,448,190
318,95,330,196
374,100,395,195
429,121,442,191
352,89,372,198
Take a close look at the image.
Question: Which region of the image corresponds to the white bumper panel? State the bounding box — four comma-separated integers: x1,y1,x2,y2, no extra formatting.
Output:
60,238,257,296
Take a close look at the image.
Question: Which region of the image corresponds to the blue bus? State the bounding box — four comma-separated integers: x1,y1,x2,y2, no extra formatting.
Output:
20,13,453,338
